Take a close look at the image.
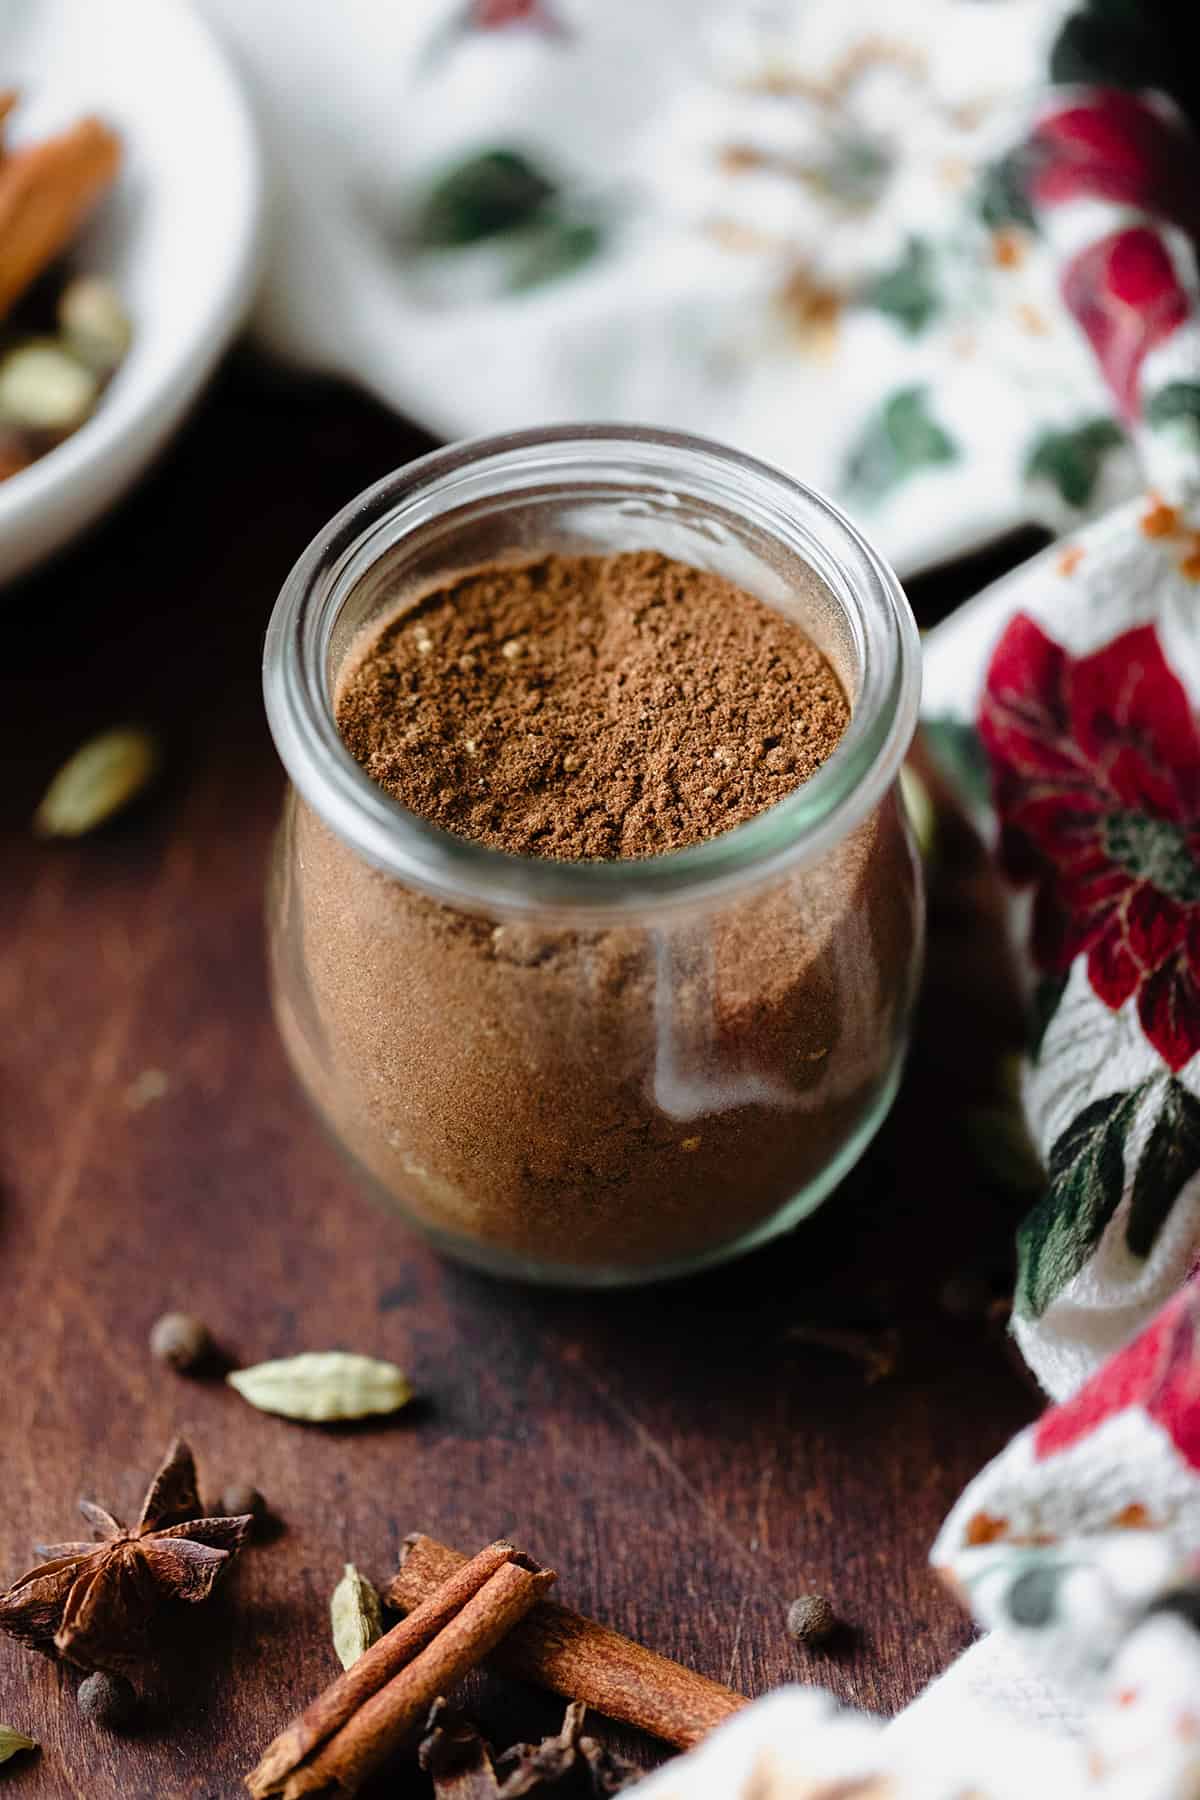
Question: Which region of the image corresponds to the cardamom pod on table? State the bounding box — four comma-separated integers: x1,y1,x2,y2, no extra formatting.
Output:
0,1726,36,1765
227,1352,413,1422
330,1563,383,1669
33,726,159,838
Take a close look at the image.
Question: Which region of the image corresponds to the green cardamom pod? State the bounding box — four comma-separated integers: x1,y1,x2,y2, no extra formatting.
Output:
34,727,159,839
330,1563,383,1669
227,1352,413,1423
0,1726,36,1765
58,276,133,375
0,339,98,433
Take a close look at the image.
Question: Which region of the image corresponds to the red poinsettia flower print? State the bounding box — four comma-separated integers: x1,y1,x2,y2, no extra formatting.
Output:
1025,91,1197,419
1031,91,1200,236
469,0,564,32
980,615,1200,1071
1062,228,1189,420
1036,1273,1200,1469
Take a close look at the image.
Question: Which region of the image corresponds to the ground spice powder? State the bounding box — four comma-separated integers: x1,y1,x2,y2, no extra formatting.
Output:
336,551,849,858
275,551,918,1277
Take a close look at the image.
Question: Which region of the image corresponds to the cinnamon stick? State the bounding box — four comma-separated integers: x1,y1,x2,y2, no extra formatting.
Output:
388,1534,748,1750
279,1558,556,1798
248,1540,522,1796
0,117,121,320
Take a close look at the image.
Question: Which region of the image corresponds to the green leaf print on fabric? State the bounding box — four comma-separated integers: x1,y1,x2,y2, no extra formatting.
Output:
1146,382,1200,450
843,388,957,506
415,148,605,292
416,149,558,247
864,239,940,335
1126,1078,1200,1258
921,717,990,813
1025,419,1126,509
508,217,605,292
1016,1084,1146,1318
1006,1564,1069,1628
977,151,1037,231
813,132,893,209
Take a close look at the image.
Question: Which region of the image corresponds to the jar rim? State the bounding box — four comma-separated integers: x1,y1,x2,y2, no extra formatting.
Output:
263,424,921,919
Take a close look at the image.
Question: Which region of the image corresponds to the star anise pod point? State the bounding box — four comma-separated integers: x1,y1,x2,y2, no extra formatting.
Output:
0,1437,251,1675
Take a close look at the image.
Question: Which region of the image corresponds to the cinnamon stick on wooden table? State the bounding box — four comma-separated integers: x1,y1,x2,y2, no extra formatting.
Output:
388,1533,748,1751
247,1541,556,1799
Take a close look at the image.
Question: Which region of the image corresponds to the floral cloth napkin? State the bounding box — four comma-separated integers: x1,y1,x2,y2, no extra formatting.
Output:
923,495,1200,1402
920,67,1200,1404
197,0,1197,574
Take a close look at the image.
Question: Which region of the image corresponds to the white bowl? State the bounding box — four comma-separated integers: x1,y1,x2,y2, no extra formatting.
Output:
0,0,261,585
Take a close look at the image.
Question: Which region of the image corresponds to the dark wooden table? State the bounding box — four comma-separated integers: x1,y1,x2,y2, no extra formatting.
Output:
0,356,1042,1798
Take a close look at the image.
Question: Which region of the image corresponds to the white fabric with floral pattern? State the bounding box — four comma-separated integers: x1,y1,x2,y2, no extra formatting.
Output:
192,0,1156,576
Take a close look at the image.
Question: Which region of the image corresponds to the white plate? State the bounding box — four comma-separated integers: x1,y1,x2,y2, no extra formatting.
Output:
0,0,261,584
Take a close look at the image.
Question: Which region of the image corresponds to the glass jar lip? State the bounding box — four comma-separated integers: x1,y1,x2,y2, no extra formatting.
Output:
264,424,921,920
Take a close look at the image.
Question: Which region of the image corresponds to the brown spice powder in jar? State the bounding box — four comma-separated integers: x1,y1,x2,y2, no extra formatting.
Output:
336,552,849,858
276,551,917,1277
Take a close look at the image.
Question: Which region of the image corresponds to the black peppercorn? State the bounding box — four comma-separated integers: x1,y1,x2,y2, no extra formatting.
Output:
148,1311,211,1373
77,1671,137,1730
786,1593,837,1647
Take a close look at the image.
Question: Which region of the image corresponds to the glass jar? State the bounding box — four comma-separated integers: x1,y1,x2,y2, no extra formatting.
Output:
264,426,923,1286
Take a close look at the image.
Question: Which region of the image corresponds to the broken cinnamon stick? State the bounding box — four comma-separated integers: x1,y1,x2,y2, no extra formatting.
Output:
248,1540,525,1797
279,1558,556,1799
388,1534,748,1750
0,117,121,320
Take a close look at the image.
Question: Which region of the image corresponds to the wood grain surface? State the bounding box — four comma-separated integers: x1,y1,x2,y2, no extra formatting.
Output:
0,356,1042,1798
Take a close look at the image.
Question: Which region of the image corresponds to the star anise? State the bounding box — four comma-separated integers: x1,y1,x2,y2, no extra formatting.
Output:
0,1438,251,1675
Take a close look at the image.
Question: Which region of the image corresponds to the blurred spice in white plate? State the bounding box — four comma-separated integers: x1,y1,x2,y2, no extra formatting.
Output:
0,96,128,477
